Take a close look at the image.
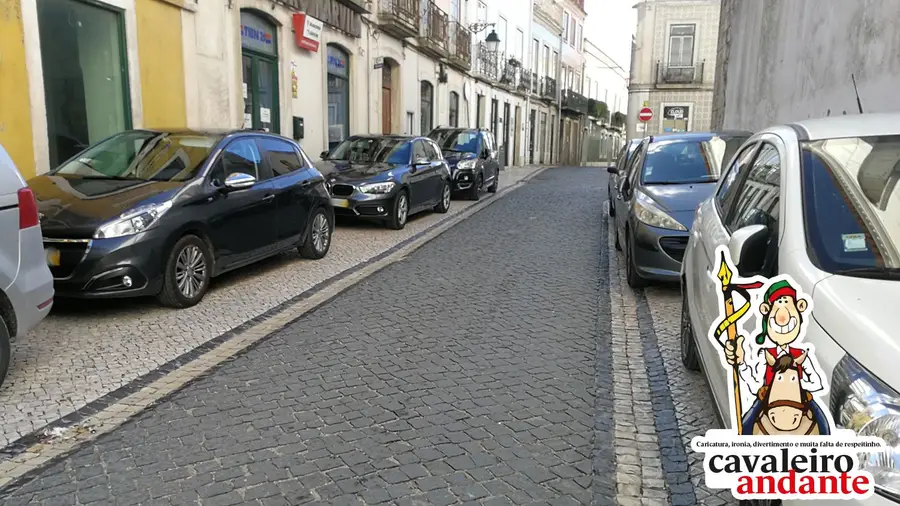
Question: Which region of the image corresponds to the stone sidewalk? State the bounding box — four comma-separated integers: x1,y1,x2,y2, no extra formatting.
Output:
0,165,545,449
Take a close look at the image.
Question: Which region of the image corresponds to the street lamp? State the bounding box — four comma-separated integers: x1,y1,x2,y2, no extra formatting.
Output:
484,29,501,52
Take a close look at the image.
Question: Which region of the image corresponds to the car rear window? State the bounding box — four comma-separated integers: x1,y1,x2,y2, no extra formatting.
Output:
642,136,749,185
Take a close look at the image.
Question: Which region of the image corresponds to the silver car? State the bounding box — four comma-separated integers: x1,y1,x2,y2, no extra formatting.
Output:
0,144,54,387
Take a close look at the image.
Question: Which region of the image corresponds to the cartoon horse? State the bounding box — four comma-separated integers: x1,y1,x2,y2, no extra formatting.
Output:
741,354,831,436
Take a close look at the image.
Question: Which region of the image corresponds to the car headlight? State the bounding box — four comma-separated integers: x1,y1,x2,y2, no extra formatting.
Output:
634,191,687,231
358,182,395,194
94,201,173,239
457,159,476,170
831,354,900,498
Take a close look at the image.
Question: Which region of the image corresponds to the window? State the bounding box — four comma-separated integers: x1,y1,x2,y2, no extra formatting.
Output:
210,138,264,185
642,136,750,185
542,45,550,78
668,24,696,67
569,18,576,46
532,39,540,72
476,94,484,128
423,140,442,161
483,132,494,157
406,112,415,135
257,137,304,177
449,91,459,127
574,72,581,93
716,142,758,215
563,12,569,40
477,0,487,23
576,24,583,50
498,17,508,54
620,142,646,193
516,29,525,61
586,78,592,98
800,135,900,275
327,44,350,148
420,81,434,134
551,51,558,78
725,143,780,234
413,140,428,162
450,0,460,20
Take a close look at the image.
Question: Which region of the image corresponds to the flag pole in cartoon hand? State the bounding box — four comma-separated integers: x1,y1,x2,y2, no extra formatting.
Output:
713,250,763,434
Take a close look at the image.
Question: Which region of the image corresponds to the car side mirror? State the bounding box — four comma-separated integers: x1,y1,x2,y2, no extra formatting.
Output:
607,165,618,174
320,151,328,160
728,224,769,274
224,172,256,190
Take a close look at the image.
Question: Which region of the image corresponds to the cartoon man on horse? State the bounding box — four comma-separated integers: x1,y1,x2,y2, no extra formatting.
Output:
721,277,831,435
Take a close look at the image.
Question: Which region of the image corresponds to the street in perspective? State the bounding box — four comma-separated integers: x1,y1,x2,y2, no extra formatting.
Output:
2,0,900,504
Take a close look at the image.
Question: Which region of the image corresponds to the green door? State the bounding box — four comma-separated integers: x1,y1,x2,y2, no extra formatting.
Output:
240,11,279,133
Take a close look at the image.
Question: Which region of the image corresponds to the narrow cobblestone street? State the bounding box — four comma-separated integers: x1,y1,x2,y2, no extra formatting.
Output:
1,167,734,505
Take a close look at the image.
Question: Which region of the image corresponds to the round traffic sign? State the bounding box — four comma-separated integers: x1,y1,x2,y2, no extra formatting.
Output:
639,107,653,122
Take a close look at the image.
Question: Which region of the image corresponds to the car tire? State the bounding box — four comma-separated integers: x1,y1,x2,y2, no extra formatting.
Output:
434,181,451,214
468,174,482,201
157,234,213,309
487,172,498,193
681,289,701,371
625,229,646,289
300,208,333,259
0,314,10,389
614,225,622,251
387,190,409,230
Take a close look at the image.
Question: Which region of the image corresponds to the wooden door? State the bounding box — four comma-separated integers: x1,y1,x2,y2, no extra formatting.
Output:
382,88,392,134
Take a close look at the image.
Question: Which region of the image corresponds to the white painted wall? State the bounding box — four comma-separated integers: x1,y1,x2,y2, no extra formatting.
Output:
718,0,900,131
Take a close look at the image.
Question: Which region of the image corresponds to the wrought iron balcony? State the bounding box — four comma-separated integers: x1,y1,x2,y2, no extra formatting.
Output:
447,21,471,71
473,42,499,82
518,69,533,94
540,76,557,101
656,61,705,86
377,0,420,40
530,71,539,95
417,0,449,59
562,88,589,114
499,55,520,89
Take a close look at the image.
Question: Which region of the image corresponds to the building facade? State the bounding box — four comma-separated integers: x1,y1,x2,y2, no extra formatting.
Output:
711,0,900,131
626,0,719,140
582,38,628,163
555,0,588,166
0,0,585,180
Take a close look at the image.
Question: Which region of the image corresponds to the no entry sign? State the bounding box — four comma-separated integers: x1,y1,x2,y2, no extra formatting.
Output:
638,107,653,122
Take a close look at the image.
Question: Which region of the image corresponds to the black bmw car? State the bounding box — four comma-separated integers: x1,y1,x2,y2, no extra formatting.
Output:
30,129,334,308
428,128,499,200
316,135,451,230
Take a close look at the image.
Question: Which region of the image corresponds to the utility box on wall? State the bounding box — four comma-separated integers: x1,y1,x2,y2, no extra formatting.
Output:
293,117,304,140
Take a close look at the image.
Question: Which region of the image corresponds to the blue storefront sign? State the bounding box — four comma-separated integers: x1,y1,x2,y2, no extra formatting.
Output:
327,46,348,79
240,11,276,56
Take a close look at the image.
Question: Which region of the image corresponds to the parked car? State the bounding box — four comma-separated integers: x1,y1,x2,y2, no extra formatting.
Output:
611,131,752,287
427,127,500,200
30,129,333,309
316,135,451,230
607,138,643,217
680,113,900,505
0,143,54,387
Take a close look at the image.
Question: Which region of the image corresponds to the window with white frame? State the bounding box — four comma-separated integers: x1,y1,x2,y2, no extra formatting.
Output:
498,17,508,54
516,28,524,61
576,24,582,50
532,38,540,72
585,77,591,98
477,0,487,24
668,24,696,67
569,18,576,46
543,45,550,78
563,12,569,40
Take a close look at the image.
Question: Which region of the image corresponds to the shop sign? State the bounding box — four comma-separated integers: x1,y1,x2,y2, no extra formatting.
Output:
240,12,276,56
327,46,348,78
292,13,323,52
373,56,384,70
663,105,689,120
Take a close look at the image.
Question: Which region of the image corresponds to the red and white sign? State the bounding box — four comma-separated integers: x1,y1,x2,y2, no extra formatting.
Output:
638,107,654,122
293,13,323,52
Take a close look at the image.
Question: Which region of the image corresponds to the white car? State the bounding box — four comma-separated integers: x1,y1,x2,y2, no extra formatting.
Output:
0,144,54,388
680,113,900,505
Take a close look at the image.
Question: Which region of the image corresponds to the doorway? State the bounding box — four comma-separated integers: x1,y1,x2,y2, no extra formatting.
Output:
514,106,522,166
528,109,536,165
327,45,350,149
539,112,547,164
38,0,131,168
382,65,392,134
490,99,499,139
502,103,511,167
241,10,279,133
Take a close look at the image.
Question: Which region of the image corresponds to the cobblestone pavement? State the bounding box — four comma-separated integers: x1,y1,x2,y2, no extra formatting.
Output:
0,166,542,448
1,167,730,505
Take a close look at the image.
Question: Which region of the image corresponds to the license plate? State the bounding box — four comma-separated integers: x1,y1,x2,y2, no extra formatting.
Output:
330,198,350,208
45,247,61,267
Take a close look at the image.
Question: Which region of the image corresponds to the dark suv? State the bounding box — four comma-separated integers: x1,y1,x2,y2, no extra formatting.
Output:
428,128,499,200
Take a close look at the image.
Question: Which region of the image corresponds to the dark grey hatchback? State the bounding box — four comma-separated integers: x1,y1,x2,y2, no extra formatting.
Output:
610,131,751,287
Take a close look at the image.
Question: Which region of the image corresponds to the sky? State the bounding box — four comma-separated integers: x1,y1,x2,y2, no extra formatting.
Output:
583,0,637,73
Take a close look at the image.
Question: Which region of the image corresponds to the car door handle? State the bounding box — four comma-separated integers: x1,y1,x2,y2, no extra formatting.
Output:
262,194,275,203
299,180,313,188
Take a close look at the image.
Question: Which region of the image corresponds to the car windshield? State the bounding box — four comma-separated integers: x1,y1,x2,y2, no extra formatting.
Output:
801,135,900,277
642,136,749,185
51,130,222,181
430,130,480,153
327,138,410,164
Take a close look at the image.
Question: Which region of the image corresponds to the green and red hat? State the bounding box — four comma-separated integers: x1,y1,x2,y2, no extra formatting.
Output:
756,280,798,345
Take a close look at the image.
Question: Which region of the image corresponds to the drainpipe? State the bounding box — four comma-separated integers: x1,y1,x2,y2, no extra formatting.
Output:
524,0,534,165
366,21,372,134
555,23,563,165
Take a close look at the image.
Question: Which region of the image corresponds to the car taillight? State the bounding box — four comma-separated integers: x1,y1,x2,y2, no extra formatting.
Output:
17,187,39,229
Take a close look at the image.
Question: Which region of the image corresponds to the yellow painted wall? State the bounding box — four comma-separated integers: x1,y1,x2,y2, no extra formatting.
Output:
0,0,36,178
136,0,187,128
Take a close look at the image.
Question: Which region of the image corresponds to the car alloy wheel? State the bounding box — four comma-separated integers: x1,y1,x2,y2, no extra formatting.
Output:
312,212,330,254
681,290,701,371
397,194,408,225
175,245,207,299
442,185,451,209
